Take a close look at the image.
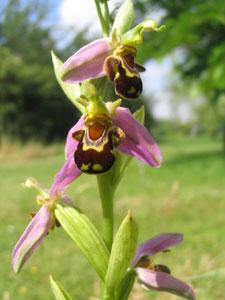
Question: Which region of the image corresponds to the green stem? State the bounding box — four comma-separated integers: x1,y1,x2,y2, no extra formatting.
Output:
103,292,114,300
94,0,109,37
97,174,114,250
101,0,111,33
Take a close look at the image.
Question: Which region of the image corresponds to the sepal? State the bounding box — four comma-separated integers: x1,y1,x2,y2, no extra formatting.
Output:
114,106,162,167
132,233,183,267
109,106,145,190
12,204,53,273
136,268,196,300
60,39,111,84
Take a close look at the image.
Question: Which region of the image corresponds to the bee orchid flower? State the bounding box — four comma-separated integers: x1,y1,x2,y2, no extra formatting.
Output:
12,177,73,273
51,99,162,183
131,233,196,300
61,20,164,100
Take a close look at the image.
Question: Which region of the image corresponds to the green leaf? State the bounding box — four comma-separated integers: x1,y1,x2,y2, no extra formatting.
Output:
49,275,72,300
116,269,136,300
51,51,84,113
111,0,134,38
121,20,165,47
104,212,138,297
55,205,109,281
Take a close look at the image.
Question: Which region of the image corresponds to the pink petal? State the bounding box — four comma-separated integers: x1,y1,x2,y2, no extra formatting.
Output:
65,116,85,159
12,204,52,273
113,107,162,167
50,117,84,196
132,233,183,266
136,268,195,300
61,38,111,83
50,155,81,196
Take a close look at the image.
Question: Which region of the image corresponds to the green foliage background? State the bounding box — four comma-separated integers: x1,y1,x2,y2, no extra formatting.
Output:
136,0,225,142
0,0,79,142
1,136,225,299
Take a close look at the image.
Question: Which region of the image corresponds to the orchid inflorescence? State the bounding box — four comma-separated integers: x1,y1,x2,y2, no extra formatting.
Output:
12,1,195,299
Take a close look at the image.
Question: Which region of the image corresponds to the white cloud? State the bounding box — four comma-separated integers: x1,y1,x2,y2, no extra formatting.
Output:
142,58,194,122
142,58,173,120
58,0,126,36
59,0,100,35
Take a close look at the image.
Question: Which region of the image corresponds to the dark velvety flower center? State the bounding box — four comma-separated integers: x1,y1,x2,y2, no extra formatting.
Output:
73,115,124,174
103,45,145,100
153,264,171,274
136,256,171,274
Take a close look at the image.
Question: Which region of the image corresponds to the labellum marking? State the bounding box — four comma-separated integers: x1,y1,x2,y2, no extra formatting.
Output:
127,86,138,95
103,56,120,82
136,256,153,269
114,63,142,99
92,164,103,172
136,256,171,274
103,45,144,99
73,115,124,174
81,163,91,171
153,264,171,274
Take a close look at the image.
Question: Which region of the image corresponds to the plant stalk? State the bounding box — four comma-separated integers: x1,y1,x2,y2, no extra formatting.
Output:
94,0,110,36
101,0,111,33
97,174,114,250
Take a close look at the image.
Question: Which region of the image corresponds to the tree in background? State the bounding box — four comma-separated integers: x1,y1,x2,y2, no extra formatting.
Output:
135,0,225,148
0,0,79,142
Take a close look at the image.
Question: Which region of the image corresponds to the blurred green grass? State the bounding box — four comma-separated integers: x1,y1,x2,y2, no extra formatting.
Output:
0,136,225,300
